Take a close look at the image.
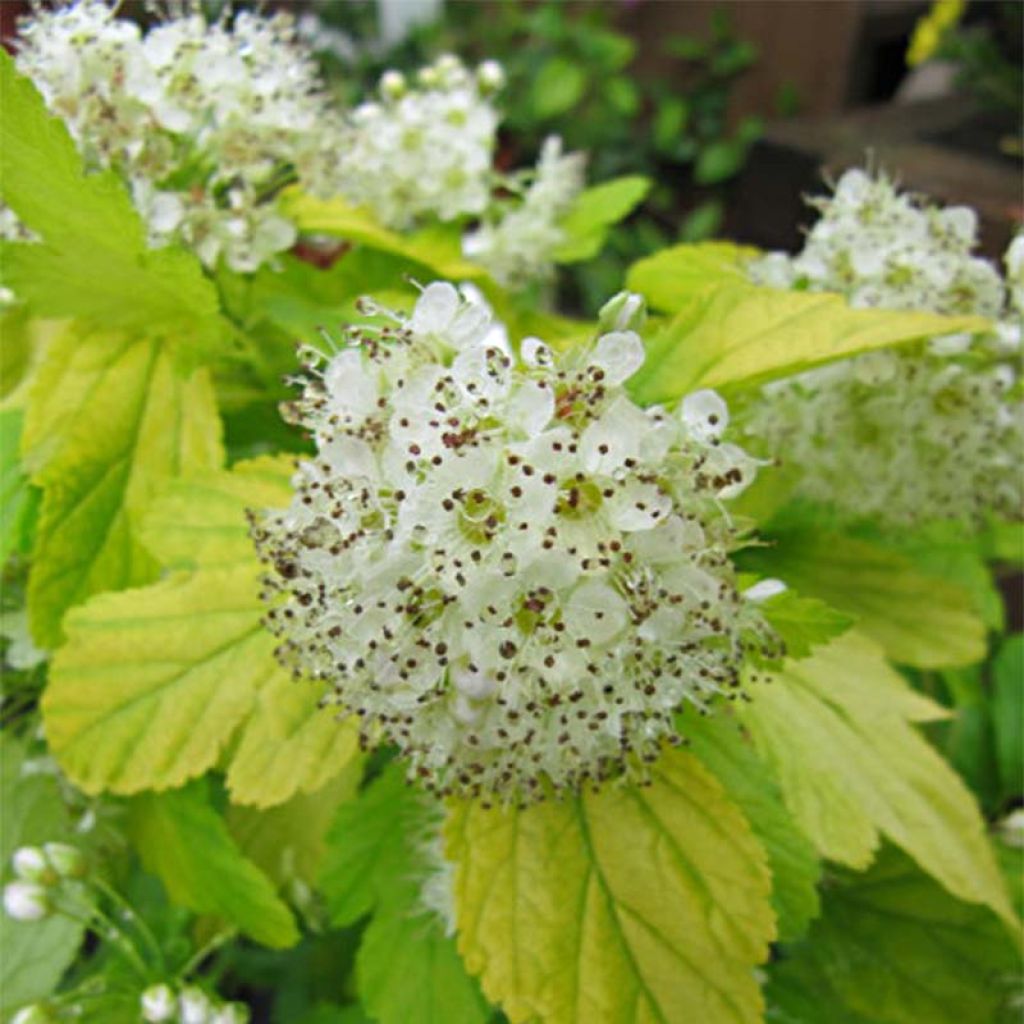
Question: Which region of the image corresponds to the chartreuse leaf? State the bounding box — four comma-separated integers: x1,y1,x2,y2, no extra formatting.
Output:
625,241,757,309
320,766,490,1024
22,327,224,646
0,734,83,1014
0,409,38,564
0,52,224,355
278,188,485,281
756,589,853,661
624,247,987,403
741,528,986,669
993,636,1024,803
766,847,1021,1024
42,564,276,795
137,455,293,571
127,778,299,948
684,714,821,941
446,747,775,1024
553,176,651,263
739,631,1016,926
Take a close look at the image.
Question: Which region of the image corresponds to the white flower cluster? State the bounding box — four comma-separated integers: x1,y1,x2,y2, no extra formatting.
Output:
141,984,248,1024
744,171,1023,527
335,55,502,229
463,136,586,288
15,1,339,271
252,284,779,802
3,842,85,923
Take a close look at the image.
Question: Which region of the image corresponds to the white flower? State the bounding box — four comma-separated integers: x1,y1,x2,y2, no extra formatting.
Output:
179,988,213,1024
743,171,1023,528
11,847,55,885
3,880,50,921
253,286,779,801
11,1006,56,1024
463,136,585,287
140,984,177,1023
209,1004,250,1024
335,55,500,230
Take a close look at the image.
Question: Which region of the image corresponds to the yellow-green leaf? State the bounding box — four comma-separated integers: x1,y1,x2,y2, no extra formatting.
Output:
627,280,988,404
742,529,986,669
553,176,651,263
226,667,360,808
739,631,1015,926
138,455,292,571
127,778,299,948
23,328,223,646
42,564,274,795
446,748,775,1024
625,241,757,308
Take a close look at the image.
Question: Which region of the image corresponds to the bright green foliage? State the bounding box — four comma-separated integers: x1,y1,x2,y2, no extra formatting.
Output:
743,528,987,669
0,410,37,564
684,714,821,941
137,456,293,571
766,847,1022,1024
320,766,490,1024
552,176,651,262
43,564,276,795
740,631,1015,925
446,747,775,1024
625,241,756,307
623,244,987,403
0,53,225,357
993,636,1024,803
24,329,224,646
226,668,361,808
0,734,83,1015
756,588,853,661
127,778,300,948
228,764,363,892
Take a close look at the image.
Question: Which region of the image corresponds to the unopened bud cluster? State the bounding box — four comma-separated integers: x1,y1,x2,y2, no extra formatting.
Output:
3,842,85,923
252,284,779,802
142,984,248,1024
744,170,1023,527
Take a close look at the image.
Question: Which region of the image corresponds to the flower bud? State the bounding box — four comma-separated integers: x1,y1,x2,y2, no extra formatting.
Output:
416,65,440,89
379,69,406,101
11,1005,57,1024
12,847,56,886
476,60,505,93
597,291,647,335
179,987,213,1024
210,1004,251,1024
3,881,51,921
140,983,177,1022
43,842,86,880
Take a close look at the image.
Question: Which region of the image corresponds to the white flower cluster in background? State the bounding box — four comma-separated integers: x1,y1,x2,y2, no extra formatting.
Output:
251,284,779,802
463,136,586,288
15,1,340,272
744,171,1023,528
336,55,502,229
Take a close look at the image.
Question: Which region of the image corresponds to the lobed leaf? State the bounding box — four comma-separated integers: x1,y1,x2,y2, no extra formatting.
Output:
740,631,1015,926
446,747,775,1024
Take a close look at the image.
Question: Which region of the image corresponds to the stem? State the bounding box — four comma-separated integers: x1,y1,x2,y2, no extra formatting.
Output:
91,875,166,972
57,895,152,981
179,927,237,980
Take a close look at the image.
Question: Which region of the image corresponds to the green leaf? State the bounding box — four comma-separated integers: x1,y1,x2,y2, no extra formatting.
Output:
226,667,361,808
0,734,83,1015
739,631,1015,926
127,778,299,948
138,455,292,571
0,410,38,564
42,564,275,795
624,265,989,403
531,57,587,119
625,241,763,311
0,52,225,356
23,328,224,646
685,713,822,941
553,176,651,263
694,139,748,185
757,589,853,661
228,764,363,892
766,847,1021,1024
741,529,986,669
446,747,775,1023
993,636,1024,801
320,766,489,1024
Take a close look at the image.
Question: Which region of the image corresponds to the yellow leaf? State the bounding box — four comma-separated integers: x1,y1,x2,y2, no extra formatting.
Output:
739,631,1015,926
446,748,774,1024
